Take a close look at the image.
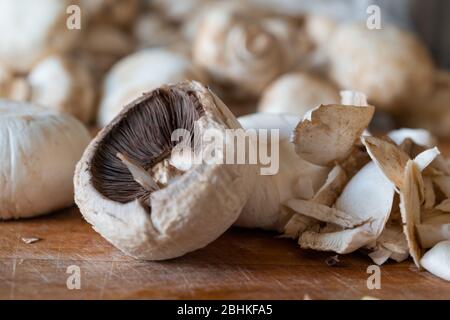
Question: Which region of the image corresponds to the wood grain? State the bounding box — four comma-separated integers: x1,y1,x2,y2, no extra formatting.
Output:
0,208,449,300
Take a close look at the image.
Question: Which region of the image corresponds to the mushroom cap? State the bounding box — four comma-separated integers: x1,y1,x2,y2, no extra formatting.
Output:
258,72,340,116
328,23,434,111
0,100,91,219
0,0,79,73
27,55,96,124
420,240,450,281
98,49,205,127
75,81,256,260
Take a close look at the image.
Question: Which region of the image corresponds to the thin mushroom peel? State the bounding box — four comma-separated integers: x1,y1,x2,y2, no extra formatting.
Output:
74,82,256,260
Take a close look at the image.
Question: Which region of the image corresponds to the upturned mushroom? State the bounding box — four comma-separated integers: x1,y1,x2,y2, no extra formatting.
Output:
258,72,340,116
0,100,91,219
97,49,205,127
328,23,434,111
74,81,256,260
0,0,80,73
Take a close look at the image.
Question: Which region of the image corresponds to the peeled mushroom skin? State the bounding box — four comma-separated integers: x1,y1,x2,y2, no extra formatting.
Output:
75,81,256,260
98,49,205,127
328,23,434,111
293,103,375,166
0,100,91,219
420,240,450,281
0,0,80,73
258,72,340,117
27,55,96,124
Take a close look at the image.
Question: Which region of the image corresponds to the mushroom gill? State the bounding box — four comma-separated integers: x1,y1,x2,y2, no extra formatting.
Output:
90,87,204,204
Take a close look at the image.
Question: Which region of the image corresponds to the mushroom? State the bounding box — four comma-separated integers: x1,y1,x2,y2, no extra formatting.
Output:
328,23,434,111
193,3,308,97
133,13,185,52
74,81,256,260
0,100,91,219
97,49,206,127
78,23,136,76
258,72,340,116
0,0,80,73
420,240,450,281
150,0,207,23
399,71,450,137
27,55,97,124
236,113,329,231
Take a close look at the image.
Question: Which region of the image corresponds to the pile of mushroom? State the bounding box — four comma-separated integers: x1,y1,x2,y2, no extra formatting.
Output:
235,91,450,281
0,0,449,283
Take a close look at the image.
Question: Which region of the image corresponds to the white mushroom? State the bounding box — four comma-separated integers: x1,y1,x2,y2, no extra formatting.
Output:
0,100,91,219
193,3,307,97
328,23,434,111
75,81,256,260
236,113,329,231
133,13,185,52
420,240,450,281
27,55,97,124
98,49,205,127
0,0,79,73
258,72,340,116
400,71,450,137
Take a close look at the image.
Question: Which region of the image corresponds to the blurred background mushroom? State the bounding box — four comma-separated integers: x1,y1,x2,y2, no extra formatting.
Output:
0,0,448,134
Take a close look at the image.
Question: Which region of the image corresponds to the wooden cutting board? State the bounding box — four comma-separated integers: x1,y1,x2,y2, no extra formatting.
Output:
0,207,449,300
1,140,450,300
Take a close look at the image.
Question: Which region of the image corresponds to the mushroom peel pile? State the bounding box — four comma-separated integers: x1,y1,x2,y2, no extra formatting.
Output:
74,81,256,260
273,93,450,272
0,100,91,219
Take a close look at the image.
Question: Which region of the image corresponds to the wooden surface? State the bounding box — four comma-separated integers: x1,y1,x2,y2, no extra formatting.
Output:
0,208,449,300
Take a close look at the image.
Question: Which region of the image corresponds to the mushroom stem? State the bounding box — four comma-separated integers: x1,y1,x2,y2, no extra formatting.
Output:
116,152,159,192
